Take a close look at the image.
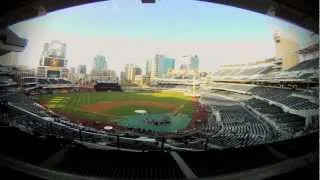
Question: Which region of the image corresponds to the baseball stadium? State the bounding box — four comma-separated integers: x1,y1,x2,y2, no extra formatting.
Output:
0,1,318,180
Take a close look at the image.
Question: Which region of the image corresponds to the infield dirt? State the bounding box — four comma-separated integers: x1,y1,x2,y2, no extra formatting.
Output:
81,100,178,113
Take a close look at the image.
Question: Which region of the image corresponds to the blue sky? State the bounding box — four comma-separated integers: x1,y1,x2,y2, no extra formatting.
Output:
9,0,316,74
17,0,273,41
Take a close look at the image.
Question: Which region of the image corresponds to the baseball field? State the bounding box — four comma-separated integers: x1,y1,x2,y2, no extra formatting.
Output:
37,91,197,132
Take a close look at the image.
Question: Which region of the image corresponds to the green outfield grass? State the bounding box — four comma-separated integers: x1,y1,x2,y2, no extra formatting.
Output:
37,91,194,124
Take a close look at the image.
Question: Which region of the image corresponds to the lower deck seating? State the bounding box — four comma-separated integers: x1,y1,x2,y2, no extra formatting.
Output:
245,98,306,132
209,105,272,147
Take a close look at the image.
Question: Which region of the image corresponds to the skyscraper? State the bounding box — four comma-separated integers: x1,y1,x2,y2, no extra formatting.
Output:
146,59,151,76
124,64,136,82
146,55,175,78
152,55,162,77
189,55,199,71
120,71,125,84
159,56,175,77
93,55,107,71
145,58,160,78
273,32,299,70
77,64,87,75
180,64,188,70
135,67,142,75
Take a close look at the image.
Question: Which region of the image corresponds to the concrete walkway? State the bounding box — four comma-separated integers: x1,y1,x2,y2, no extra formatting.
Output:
170,151,197,179
40,147,68,168
266,145,289,160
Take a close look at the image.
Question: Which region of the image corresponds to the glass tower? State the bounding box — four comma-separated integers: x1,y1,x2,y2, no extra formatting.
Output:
93,55,107,71
159,56,175,77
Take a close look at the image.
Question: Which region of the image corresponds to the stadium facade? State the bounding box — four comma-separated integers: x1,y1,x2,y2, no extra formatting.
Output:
93,80,122,91
37,40,69,79
0,2,318,180
273,32,299,70
297,43,319,62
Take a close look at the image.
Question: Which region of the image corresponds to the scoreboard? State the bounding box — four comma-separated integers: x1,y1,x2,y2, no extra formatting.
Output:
47,70,60,78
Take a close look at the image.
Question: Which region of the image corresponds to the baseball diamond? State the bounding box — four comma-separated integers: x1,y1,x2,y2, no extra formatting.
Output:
37,91,207,132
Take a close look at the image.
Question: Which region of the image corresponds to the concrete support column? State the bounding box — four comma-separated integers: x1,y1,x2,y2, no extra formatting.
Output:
305,116,312,128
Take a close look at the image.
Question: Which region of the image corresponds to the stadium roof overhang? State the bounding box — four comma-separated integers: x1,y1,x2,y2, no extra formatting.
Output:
297,43,319,54
200,0,318,33
0,0,318,32
0,28,27,55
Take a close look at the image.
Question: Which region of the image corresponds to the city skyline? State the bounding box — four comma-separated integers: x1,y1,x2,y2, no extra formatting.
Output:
8,0,316,75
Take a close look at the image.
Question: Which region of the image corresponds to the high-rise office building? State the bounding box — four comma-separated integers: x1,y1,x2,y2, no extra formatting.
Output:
273,32,299,70
135,67,142,75
145,55,175,78
93,55,108,71
77,64,87,75
189,55,199,71
159,56,175,77
152,55,162,77
180,64,188,70
120,71,125,84
146,60,151,76
91,69,117,81
145,59,159,78
124,64,136,82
